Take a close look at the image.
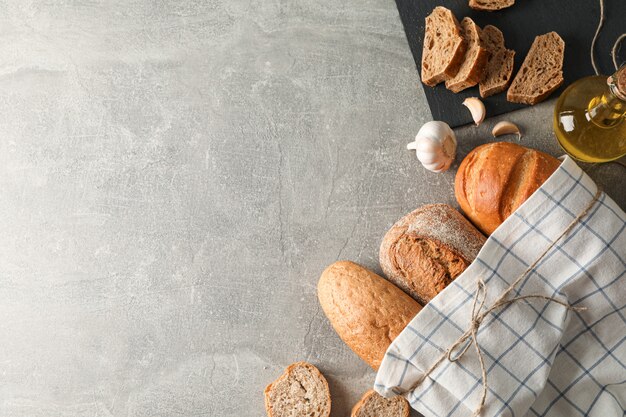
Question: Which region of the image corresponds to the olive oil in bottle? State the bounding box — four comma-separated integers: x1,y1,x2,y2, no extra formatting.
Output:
553,65,626,162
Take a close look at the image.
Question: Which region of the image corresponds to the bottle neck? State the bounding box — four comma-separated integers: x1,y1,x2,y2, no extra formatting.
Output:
587,72,626,128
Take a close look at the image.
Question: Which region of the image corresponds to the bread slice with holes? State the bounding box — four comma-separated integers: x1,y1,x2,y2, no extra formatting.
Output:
445,17,489,93
264,362,331,417
469,0,514,11
507,32,565,105
351,390,410,417
421,7,466,87
479,25,516,97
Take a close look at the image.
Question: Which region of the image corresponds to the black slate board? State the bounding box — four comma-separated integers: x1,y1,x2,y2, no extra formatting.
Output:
395,0,626,127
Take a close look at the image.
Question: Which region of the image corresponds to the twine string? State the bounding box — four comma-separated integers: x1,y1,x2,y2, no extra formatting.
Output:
591,0,626,75
612,34,626,71
402,189,601,416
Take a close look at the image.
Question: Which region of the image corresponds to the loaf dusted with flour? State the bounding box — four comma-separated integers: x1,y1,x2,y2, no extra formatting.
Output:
264,362,331,417
351,390,410,417
380,204,486,305
317,261,421,370
455,142,561,235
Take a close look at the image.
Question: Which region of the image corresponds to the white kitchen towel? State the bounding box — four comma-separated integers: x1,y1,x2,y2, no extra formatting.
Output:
374,156,626,417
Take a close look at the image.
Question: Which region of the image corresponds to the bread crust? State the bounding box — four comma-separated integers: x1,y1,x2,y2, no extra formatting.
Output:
264,361,331,417
479,25,515,98
379,204,486,305
455,142,560,235
317,261,421,370
507,32,565,105
421,7,466,87
469,0,515,11
445,18,490,93
351,390,410,417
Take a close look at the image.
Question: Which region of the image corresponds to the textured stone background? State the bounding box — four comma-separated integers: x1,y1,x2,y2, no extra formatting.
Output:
0,1,624,416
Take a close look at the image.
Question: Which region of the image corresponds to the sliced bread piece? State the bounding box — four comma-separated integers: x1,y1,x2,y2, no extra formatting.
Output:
445,17,489,93
264,362,331,417
479,25,516,97
507,32,565,105
421,7,466,87
351,390,410,417
469,0,515,11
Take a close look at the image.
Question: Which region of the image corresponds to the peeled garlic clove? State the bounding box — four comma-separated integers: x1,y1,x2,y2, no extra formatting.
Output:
407,121,457,173
492,121,522,140
462,97,486,126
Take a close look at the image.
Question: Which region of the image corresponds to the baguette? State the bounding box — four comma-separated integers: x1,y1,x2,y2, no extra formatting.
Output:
317,261,421,370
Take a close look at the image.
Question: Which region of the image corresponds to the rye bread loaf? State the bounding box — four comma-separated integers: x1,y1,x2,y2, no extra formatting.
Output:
264,362,331,417
421,7,466,87
351,390,410,417
380,204,486,305
455,142,561,235
317,261,421,370
469,0,514,11
445,17,489,93
507,32,565,105
479,25,516,98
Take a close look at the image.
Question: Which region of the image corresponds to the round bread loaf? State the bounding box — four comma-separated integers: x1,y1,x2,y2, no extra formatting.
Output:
317,261,421,370
380,204,486,305
455,142,560,235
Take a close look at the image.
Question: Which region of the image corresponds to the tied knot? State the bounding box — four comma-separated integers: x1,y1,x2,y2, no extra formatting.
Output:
446,279,488,365
402,189,600,417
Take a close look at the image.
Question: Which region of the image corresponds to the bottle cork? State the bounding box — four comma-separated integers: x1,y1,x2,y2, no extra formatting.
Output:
609,65,626,101
617,66,626,96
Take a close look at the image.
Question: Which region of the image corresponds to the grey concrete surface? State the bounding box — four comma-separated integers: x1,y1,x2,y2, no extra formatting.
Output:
0,1,624,417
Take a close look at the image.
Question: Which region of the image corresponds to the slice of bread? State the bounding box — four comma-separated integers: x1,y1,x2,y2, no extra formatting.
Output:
264,362,331,417
421,7,466,87
469,0,515,11
479,25,516,97
351,390,410,417
507,32,565,105
445,17,489,93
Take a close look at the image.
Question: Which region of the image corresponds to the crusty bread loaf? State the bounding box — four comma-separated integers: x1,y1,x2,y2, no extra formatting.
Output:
380,204,486,305
469,0,514,11
479,25,516,98
507,32,565,105
445,18,489,93
317,261,421,370
455,142,561,235
421,7,466,87
351,390,410,417
264,362,331,417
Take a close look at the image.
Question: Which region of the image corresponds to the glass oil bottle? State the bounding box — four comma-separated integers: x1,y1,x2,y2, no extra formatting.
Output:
553,65,626,162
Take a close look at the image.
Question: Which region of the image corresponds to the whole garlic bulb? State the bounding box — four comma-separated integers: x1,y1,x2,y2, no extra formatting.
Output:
407,121,457,173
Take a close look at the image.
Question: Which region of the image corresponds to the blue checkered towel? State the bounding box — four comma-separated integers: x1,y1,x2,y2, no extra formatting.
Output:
374,156,626,416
